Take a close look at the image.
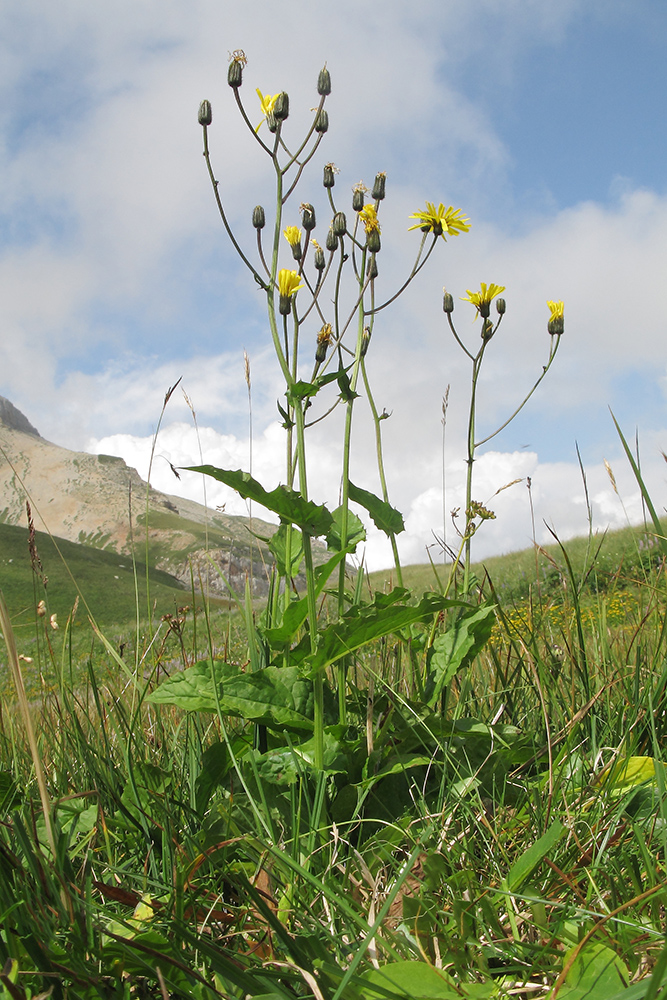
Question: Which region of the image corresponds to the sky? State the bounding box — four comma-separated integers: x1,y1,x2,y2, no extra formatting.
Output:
1,0,667,570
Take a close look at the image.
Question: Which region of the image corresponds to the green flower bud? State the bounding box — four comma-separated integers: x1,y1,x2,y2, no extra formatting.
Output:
326,228,338,252
360,326,371,357
443,291,454,313
314,246,325,270
352,187,365,212
301,204,316,231
371,172,386,201
496,297,506,315
274,92,289,121
481,319,494,340
198,100,212,126
266,112,278,133
548,315,564,336
315,109,329,133
227,59,243,89
323,163,338,188
279,295,292,316
252,205,266,230
317,66,332,96
332,212,347,237
315,323,332,363
368,255,378,280
367,229,381,253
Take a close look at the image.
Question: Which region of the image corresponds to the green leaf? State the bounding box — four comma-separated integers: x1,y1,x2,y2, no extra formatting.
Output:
425,604,496,708
306,589,457,676
360,960,488,999
263,549,349,646
286,380,321,403
148,660,334,732
0,770,21,810
504,820,566,893
349,481,405,536
337,368,359,402
326,505,366,552
276,400,294,429
268,524,304,578
185,466,333,536
559,943,630,1000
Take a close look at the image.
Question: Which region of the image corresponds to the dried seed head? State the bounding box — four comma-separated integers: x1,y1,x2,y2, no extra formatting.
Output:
315,323,333,363
352,184,366,212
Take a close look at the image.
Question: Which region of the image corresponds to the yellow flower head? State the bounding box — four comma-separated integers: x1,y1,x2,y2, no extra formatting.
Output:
358,204,381,234
547,299,564,335
408,202,471,240
462,282,506,313
256,89,280,131
278,269,304,298
283,226,302,247
547,300,564,321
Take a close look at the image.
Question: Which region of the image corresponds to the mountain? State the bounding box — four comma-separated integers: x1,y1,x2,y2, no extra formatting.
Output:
0,398,275,598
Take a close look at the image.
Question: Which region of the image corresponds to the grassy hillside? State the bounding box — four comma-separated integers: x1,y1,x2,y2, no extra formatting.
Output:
0,520,194,631
368,517,666,600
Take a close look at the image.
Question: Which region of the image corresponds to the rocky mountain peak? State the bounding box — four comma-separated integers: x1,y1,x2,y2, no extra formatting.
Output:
0,397,41,438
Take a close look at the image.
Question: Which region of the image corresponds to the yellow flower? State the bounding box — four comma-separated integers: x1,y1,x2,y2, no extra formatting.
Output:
256,89,280,131
547,300,564,321
283,226,302,247
408,202,471,239
462,282,506,313
547,299,564,335
278,269,304,298
358,204,381,233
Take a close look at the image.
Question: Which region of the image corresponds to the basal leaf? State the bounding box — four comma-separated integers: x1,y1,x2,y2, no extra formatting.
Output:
559,943,630,1000
349,481,405,536
504,820,566,893
148,660,334,732
425,604,496,708
185,466,333,536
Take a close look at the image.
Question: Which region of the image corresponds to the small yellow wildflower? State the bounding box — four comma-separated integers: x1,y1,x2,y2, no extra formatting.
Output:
256,89,280,131
283,226,302,247
409,202,471,239
278,269,304,298
462,282,506,314
547,300,564,321
358,204,380,234
547,299,564,335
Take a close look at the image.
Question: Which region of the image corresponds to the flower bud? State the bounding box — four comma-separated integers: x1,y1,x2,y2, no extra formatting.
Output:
442,291,454,313
252,205,266,230
371,172,386,201
227,59,243,89
332,212,347,237
496,297,506,315
367,229,381,253
266,112,278,133
326,227,338,252
317,66,332,96
481,319,494,340
323,163,338,188
315,323,332,363
360,326,371,357
301,204,316,231
273,92,289,121
198,100,212,126
548,315,564,336
368,255,378,280
352,188,365,212
314,245,325,271
315,109,329,133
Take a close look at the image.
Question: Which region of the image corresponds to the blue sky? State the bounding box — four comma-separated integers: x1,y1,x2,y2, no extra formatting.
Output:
1,0,667,569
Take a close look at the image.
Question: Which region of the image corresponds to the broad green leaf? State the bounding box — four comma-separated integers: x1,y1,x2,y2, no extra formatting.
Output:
148,660,333,731
360,960,492,999
326,504,366,552
602,756,666,792
504,819,565,893
359,754,433,790
425,604,496,708
268,524,304,578
306,590,456,676
262,549,349,646
286,369,341,405
349,481,405,536
559,943,630,1000
185,466,333,536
